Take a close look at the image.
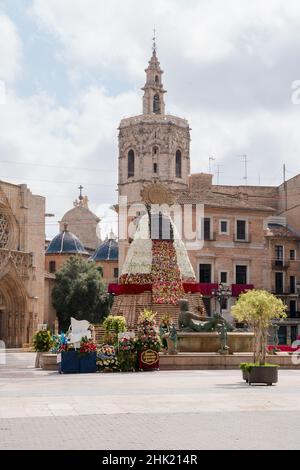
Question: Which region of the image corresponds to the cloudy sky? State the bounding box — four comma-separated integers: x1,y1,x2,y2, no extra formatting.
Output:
1,0,300,239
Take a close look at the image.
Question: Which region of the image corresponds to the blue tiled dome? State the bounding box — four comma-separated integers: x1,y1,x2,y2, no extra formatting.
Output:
46,227,88,255
90,237,119,261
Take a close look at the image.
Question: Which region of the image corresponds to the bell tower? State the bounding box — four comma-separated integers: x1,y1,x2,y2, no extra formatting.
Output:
118,39,191,204
142,35,166,115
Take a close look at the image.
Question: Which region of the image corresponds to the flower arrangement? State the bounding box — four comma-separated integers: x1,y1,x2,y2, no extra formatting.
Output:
79,337,97,356
134,309,161,352
51,333,70,353
97,344,119,372
117,336,136,372
151,240,185,305
118,336,135,353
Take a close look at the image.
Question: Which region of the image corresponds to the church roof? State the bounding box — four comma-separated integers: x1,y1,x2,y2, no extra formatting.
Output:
176,189,276,212
90,237,119,262
61,205,100,223
46,227,89,255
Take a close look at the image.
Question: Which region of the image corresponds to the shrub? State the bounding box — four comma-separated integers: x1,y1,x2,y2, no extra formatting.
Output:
33,330,53,352
232,290,286,365
103,315,127,344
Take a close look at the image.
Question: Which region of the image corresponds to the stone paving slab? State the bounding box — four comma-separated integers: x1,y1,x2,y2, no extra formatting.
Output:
1,352,300,449
1,412,300,450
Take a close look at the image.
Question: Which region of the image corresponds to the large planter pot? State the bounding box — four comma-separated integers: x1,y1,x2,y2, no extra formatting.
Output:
138,349,159,371
248,366,278,386
60,350,79,374
79,352,97,374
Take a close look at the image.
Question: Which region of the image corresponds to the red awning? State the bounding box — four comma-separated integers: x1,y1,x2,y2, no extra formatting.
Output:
231,284,254,297
108,283,254,297
108,283,203,296
198,283,219,296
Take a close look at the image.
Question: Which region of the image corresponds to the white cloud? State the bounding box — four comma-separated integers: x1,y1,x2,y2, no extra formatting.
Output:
29,0,300,73
2,0,300,240
0,86,139,238
0,13,22,82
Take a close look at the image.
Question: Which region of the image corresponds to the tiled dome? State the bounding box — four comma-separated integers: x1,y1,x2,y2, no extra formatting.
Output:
90,235,118,261
46,225,89,255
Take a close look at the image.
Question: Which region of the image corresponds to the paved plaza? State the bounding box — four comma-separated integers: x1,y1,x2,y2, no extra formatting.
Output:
1,352,300,449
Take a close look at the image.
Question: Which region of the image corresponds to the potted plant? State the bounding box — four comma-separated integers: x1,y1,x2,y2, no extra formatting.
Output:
33,330,53,368
103,315,127,345
117,336,136,372
97,344,119,372
232,289,287,385
135,309,161,371
78,337,97,373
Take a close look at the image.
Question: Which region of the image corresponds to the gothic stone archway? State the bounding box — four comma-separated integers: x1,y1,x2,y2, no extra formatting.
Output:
0,272,28,348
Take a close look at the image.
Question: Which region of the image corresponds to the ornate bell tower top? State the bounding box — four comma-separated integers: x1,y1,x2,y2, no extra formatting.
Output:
142,33,167,115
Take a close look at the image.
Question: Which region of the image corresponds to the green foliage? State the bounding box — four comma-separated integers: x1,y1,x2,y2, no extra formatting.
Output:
103,315,127,344
52,256,111,331
33,330,53,352
232,289,287,365
231,289,287,327
239,362,279,373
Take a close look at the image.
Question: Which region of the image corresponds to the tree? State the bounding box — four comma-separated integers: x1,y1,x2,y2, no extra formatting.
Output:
52,256,112,331
231,289,287,365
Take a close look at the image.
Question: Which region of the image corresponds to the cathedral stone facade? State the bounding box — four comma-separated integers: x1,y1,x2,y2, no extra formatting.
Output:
0,181,45,347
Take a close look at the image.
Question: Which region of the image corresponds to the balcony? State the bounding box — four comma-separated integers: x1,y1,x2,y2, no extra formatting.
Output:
273,290,298,297
272,260,290,270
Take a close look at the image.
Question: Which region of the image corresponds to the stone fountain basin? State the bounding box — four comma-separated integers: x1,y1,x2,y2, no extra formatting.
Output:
177,332,254,353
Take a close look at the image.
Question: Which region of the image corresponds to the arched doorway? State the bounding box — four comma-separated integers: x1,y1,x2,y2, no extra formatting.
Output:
0,273,27,348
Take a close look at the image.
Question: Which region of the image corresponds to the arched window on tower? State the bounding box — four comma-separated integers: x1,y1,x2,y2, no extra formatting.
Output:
128,150,135,178
153,94,161,114
176,150,182,178
155,75,159,85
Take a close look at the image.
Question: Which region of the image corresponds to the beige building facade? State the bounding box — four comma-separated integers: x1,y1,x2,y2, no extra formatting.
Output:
0,181,45,347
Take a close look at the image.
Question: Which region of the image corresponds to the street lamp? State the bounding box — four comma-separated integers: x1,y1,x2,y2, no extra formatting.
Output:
211,283,232,317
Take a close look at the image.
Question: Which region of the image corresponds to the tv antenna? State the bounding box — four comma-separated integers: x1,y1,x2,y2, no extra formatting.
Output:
209,156,215,174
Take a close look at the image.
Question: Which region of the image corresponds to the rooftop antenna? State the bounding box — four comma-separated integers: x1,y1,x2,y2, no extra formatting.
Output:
241,154,249,186
209,156,215,174
283,163,288,212
216,163,223,185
